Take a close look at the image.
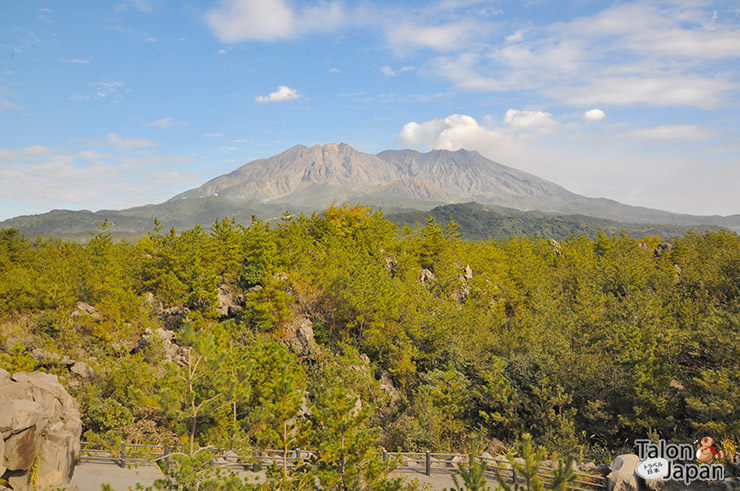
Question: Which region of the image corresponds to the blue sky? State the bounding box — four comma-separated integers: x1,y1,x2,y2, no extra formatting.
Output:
1,0,739,220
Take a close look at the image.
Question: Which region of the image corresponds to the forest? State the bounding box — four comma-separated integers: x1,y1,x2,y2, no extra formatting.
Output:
1,203,739,488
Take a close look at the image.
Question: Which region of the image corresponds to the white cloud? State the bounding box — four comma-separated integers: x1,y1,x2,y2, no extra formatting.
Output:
205,0,345,42
380,65,414,76
380,65,396,77
146,117,187,129
255,85,300,103
114,0,154,13
204,132,224,138
217,49,226,55
420,2,740,108
396,113,740,216
553,76,737,109
584,109,606,122
64,58,90,64
329,67,340,73
386,20,483,54
71,81,127,102
400,114,512,153
103,133,158,151
623,124,717,141
0,144,198,217
503,109,555,131
0,98,17,111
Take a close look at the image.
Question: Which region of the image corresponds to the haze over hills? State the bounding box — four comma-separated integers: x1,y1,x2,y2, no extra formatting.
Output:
2,143,739,239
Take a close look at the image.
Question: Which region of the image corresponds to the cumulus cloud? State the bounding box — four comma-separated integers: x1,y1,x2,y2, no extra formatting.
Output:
400,114,511,152
205,0,345,42
255,86,300,103
584,109,606,121
503,109,555,131
400,111,562,154
146,117,187,129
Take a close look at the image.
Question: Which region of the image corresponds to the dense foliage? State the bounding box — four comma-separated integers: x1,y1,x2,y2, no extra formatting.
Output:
389,202,722,241
1,204,739,469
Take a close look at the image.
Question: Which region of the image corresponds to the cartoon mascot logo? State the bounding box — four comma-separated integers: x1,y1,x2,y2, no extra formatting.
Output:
694,437,727,464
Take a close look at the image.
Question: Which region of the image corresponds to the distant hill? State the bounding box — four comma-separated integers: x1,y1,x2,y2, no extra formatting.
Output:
389,202,722,241
0,197,290,242
2,143,739,239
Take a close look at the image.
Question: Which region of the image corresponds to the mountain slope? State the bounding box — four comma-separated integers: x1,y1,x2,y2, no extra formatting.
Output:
174,143,409,205
377,148,740,227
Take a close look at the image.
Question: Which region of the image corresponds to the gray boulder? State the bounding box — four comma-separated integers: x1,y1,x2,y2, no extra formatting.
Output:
0,369,81,490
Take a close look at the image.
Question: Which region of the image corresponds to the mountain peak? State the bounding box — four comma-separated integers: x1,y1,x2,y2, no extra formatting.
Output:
172,143,575,211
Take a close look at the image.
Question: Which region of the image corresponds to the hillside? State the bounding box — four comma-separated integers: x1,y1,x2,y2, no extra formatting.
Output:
390,203,722,240
2,206,739,470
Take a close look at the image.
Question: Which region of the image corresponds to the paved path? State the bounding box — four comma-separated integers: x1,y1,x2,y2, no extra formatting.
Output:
70,463,165,490
69,462,470,490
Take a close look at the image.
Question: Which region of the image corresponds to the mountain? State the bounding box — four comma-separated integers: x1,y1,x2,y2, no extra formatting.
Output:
174,143,568,209
173,143,740,228
2,143,739,239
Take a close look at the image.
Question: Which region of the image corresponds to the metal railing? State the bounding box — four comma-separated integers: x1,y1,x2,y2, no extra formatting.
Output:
79,442,606,490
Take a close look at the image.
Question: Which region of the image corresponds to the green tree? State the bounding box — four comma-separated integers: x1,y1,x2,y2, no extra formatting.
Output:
307,382,404,491
156,324,229,455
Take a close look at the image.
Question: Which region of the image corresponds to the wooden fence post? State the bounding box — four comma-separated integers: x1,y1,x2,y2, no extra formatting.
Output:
164,446,170,472
119,442,126,468
425,451,431,476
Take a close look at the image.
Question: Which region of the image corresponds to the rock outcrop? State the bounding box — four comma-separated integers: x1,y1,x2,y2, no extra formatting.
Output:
160,305,190,330
607,454,640,491
70,301,101,320
284,317,320,357
135,327,189,364
420,269,436,285
0,369,81,490
216,283,244,318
